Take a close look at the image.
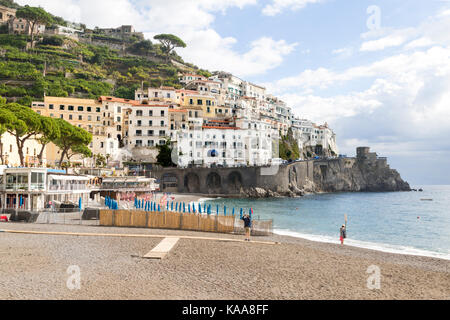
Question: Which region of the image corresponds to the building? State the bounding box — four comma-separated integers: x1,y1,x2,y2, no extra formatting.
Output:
0,5,16,25
0,167,90,211
0,132,43,167
179,73,207,85
8,16,45,36
93,25,144,40
31,97,117,166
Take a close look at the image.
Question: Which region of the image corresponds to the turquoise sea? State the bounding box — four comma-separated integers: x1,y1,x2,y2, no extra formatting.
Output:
204,185,450,260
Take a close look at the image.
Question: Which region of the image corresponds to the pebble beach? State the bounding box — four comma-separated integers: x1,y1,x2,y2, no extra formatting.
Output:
0,222,448,300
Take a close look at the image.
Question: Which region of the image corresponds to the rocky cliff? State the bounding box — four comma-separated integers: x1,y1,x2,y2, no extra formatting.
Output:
313,155,411,192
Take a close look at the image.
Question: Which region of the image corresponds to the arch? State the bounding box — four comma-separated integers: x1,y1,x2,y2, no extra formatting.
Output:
184,172,200,193
206,172,221,194
227,171,242,193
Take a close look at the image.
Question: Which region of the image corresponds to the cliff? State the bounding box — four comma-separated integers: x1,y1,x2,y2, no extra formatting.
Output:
313,157,411,193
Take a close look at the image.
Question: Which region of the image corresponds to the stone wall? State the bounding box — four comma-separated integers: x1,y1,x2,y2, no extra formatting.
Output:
153,147,410,197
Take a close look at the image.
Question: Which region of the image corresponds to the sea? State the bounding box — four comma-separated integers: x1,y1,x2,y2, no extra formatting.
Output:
203,185,450,260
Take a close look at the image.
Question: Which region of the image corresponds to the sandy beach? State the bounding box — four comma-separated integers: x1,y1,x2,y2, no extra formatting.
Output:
0,222,448,300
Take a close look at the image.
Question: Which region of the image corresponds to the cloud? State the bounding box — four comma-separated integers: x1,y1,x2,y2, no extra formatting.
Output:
17,0,296,77
262,0,323,16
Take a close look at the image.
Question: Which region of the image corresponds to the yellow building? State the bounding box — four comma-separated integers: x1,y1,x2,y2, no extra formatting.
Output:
182,94,231,119
31,97,108,166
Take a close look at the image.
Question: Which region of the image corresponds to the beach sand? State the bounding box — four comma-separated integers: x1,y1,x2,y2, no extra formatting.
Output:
0,223,448,300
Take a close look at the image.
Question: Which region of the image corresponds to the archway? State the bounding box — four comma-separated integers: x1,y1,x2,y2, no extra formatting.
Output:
206,172,221,194
227,171,242,193
184,172,200,193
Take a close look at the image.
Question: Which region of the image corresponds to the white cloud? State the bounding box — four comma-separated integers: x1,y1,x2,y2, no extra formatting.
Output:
16,0,296,77
360,34,408,52
262,0,323,16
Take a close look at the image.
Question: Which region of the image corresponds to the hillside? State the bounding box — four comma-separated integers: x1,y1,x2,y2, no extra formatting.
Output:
0,3,211,104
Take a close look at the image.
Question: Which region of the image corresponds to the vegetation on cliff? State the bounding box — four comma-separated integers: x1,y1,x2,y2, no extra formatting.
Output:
0,3,210,102
279,128,300,161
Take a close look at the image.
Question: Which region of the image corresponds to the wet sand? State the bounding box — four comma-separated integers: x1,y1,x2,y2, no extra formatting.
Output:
0,223,448,300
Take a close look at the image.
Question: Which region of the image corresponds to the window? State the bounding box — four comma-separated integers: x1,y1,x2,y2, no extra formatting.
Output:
59,105,65,110
159,140,165,145
117,106,121,112
69,115,72,120
77,106,83,111
87,107,92,112
206,100,211,106
147,140,154,147
78,115,82,120
117,116,121,122
100,142,104,148
197,99,203,105
207,107,210,113
136,110,143,116
160,110,165,116
189,99,193,105
136,130,142,136
68,105,74,111
97,116,100,121
159,130,165,136
49,104,54,109
96,107,101,112
160,120,164,126
137,120,142,126
147,130,154,136
136,140,142,147
149,110,153,116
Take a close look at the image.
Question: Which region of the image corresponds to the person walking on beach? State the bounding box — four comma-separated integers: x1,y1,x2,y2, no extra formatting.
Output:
340,223,347,245
242,213,252,241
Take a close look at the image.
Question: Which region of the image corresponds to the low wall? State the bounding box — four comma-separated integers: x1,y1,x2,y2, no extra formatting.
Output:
99,210,272,235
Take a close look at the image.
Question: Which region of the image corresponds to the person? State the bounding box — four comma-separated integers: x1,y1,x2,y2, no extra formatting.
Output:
340,223,347,245
241,213,252,241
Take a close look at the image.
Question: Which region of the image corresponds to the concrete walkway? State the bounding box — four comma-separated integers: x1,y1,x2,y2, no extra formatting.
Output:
143,237,180,259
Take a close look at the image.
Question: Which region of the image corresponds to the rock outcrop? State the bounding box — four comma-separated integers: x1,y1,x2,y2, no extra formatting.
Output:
313,150,410,193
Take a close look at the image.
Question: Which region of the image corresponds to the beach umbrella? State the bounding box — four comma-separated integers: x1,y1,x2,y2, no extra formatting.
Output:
198,203,202,213
171,202,174,211
207,205,211,215
193,205,196,213
240,208,243,219
232,208,235,216
216,205,219,215
249,208,253,217
158,204,161,212
204,203,206,212
166,202,169,210
78,197,82,212
134,197,137,208
175,202,178,211
224,206,227,216
188,203,191,213
183,202,186,213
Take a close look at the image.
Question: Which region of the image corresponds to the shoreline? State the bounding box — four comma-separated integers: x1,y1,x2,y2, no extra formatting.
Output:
1,222,448,299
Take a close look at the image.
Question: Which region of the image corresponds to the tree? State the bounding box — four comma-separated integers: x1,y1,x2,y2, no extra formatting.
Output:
36,116,60,166
156,140,175,167
16,5,54,48
153,34,186,62
53,119,92,167
0,103,42,166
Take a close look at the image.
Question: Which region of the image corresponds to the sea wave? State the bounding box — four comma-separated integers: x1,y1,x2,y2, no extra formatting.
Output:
274,229,450,261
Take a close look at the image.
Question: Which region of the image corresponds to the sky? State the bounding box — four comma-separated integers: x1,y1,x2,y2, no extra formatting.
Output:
16,0,450,185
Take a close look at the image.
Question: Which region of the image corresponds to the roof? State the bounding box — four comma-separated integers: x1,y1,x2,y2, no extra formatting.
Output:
169,109,188,113
202,126,240,130
99,96,138,104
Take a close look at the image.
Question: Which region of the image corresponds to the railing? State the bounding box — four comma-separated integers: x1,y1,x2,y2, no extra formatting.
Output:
48,184,89,191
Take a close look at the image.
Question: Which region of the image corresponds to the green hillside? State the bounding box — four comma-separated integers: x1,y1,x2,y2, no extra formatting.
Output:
0,3,211,104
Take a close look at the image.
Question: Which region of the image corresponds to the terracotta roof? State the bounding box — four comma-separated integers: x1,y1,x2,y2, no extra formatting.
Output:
99,96,138,104
169,109,188,113
202,126,240,130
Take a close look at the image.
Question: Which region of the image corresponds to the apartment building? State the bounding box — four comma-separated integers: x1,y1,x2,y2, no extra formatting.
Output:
0,5,16,25
127,104,170,148
31,97,117,166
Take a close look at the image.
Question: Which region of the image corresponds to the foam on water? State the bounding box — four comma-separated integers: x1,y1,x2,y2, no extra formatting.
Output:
274,228,450,261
